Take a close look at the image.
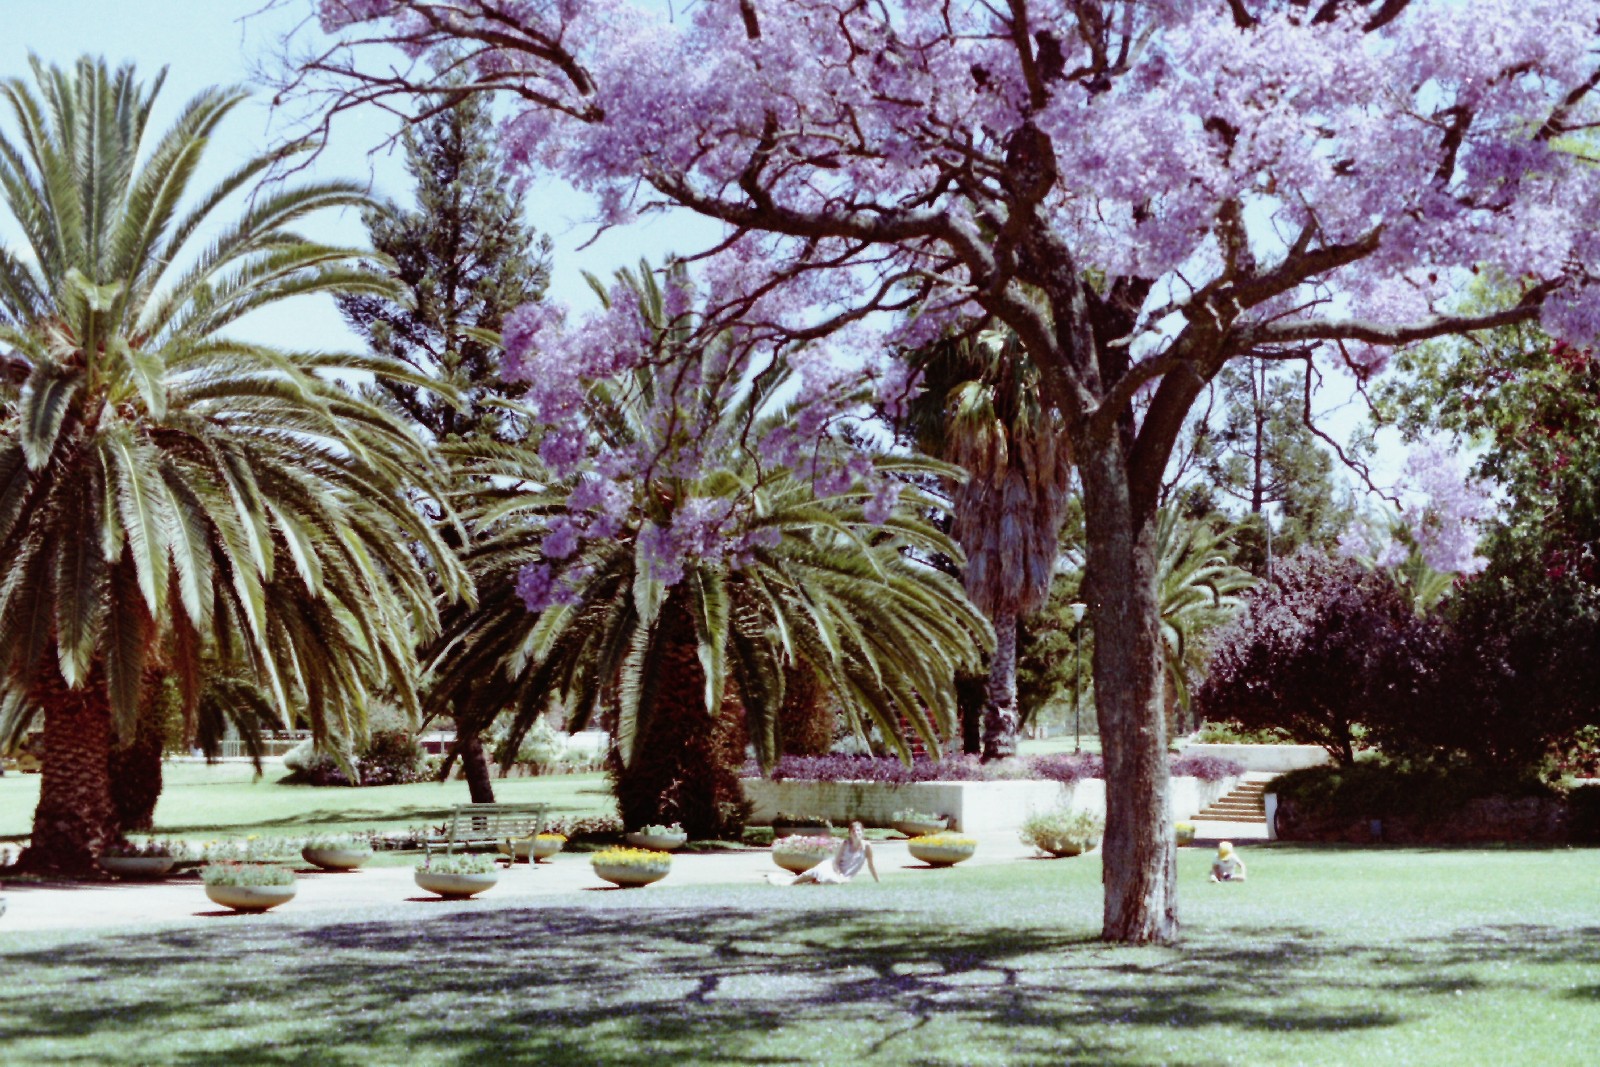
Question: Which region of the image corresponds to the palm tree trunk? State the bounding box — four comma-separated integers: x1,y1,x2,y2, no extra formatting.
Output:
109,694,165,833
16,670,116,877
980,607,1020,761
1081,446,1177,945
779,666,831,756
614,588,746,840
459,731,497,803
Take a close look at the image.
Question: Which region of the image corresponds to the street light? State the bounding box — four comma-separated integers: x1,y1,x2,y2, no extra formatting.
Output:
1070,602,1087,753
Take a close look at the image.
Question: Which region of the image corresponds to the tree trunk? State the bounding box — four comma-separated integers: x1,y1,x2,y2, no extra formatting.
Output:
956,672,986,755
459,730,497,803
981,607,1020,761
15,670,117,877
612,590,747,840
1081,447,1178,945
109,694,165,834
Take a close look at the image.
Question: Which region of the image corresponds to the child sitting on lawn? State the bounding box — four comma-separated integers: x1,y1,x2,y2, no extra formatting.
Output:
1210,841,1247,882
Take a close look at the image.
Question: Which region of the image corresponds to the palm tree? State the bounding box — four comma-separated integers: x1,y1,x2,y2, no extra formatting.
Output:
906,327,1074,760
428,264,990,838
1155,508,1255,730
0,58,464,875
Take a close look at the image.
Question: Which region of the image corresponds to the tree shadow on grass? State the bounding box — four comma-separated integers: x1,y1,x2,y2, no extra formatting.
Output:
0,897,1429,1067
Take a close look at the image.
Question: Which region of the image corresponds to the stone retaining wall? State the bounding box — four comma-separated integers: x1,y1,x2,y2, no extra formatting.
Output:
742,775,1239,832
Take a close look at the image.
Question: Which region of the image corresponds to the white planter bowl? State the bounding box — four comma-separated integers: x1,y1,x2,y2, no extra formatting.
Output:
624,831,688,852
592,861,669,888
907,839,977,867
205,882,297,913
301,846,372,871
101,856,176,880
497,836,566,863
771,848,831,874
414,869,500,899
892,818,949,837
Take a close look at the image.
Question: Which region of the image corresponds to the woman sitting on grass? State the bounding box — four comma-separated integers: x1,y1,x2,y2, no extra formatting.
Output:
771,822,879,885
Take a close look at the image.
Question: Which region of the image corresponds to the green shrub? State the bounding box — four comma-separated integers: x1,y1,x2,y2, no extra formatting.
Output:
203,863,295,887
1567,785,1600,844
1271,758,1555,823
1018,809,1103,856
418,853,497,876
1193,720,1296,745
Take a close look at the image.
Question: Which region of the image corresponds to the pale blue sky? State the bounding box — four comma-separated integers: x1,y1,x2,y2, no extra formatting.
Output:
0,0,712,351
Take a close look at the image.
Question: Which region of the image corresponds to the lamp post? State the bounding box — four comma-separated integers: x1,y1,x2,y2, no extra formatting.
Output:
1070,602,1087,753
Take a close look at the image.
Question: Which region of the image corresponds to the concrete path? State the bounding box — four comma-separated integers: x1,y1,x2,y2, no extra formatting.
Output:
0,832,1046,935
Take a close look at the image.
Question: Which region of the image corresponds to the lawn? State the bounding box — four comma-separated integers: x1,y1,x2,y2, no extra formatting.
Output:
2,846,1597,1064
0,762,618,843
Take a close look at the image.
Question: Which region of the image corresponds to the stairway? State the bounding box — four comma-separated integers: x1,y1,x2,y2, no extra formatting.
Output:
1193,779,1267,823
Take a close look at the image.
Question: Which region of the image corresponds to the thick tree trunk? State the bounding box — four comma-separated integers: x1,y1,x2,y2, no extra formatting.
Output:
15,671,117,877
613,591,747,840
109,696,165,834
459,731,497,803
980,608,1020,761
1081,447,1178,945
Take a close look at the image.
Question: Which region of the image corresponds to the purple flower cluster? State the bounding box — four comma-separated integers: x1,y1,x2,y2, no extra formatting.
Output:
1339,441,1495,577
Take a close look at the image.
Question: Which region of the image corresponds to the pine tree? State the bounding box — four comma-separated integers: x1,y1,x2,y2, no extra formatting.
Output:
339,92,551,444
338,91,552,801
1187,359,1345,575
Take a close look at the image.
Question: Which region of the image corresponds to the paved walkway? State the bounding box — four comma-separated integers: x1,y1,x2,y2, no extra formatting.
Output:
0,832,1049,935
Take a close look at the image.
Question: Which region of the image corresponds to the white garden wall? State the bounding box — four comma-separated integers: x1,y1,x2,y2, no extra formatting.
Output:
742,775,1238,832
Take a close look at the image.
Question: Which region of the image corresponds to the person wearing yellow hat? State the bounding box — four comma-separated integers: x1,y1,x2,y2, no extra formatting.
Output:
1210,840,1247,882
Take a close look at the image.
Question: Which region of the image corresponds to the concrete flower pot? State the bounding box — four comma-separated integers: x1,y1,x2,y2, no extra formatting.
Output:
624,831,688,852
101,856,176,880
771,846,832,874
301,847,371,871
592,861,669,888
500,836,566,863
892,818,949,837
907,839,977,867
414,869,500,899
205,882,297,913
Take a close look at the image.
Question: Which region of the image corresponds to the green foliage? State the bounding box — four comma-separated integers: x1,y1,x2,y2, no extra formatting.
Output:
202,863,295,888
338,78,550,444
1181,359,1348,569
1192,720,1295,745
428,263,988,836
0,56,462,742
1018,809,1103,856
1270,758,1554,824
419,852,497,876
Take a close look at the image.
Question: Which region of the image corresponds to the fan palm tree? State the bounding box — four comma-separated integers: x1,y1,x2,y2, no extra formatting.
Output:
427,264,990,838
0,57,465,875
906,327,1074,760
1155,507,1256,729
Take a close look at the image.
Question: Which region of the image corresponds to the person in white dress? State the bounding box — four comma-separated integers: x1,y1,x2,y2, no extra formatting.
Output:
770,821,880,885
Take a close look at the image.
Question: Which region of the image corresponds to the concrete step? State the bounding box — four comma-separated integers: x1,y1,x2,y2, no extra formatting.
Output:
1193,779,1269,823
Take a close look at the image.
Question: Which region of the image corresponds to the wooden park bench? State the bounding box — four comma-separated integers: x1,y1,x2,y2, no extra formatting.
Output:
425,803,550,864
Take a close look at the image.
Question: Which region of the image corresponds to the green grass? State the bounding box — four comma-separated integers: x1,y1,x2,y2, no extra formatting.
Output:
0,763,618,842
3,846,1598,1064
1017,734,1101,756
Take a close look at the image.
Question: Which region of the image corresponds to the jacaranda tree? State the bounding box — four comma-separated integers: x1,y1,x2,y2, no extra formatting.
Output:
0,58,463,875
306,0,1600,942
